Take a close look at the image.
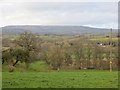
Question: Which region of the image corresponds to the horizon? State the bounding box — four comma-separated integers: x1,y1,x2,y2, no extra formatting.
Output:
1,24,118,30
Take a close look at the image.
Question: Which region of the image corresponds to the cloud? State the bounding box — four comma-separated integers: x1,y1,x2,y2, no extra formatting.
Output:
0,1,118,29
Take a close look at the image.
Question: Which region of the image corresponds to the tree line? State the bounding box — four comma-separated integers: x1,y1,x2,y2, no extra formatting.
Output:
2,32,118,72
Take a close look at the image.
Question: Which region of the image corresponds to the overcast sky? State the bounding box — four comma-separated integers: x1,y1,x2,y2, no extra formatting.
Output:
0,0,118,29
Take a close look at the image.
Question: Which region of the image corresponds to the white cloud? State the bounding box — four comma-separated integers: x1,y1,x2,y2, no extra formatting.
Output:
0,1,118,29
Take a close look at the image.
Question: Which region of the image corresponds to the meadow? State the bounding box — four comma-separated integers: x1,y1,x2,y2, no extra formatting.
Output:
2,61,118,88
2,71,118,88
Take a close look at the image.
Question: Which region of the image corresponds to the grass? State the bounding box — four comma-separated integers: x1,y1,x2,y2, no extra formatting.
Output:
2,61,50,72
90,37,118,42
2,70,118,88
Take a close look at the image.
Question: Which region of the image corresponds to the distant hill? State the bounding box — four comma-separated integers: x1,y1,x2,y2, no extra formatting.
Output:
1,25,118,35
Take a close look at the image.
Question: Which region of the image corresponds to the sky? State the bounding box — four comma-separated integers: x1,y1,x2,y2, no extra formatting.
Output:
0,0,118,29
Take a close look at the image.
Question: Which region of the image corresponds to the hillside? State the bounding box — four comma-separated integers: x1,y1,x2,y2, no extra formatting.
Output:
1,25,118,35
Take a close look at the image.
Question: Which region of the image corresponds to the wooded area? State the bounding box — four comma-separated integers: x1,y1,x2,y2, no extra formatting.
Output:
2,32,119,72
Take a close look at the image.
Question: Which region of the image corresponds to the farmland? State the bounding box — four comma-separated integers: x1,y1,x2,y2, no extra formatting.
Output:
1,1,119,89
2,32,119,88
2,71,118,88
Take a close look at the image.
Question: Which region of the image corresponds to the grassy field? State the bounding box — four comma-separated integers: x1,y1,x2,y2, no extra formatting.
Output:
90,37,118,42
2,71,118,88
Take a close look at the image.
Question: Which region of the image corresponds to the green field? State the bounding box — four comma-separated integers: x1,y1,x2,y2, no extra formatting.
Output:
90,37,118,41
2,71,118,88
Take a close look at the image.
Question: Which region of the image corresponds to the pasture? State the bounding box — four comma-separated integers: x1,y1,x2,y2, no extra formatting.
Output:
2,33,119,88
2,71,118,88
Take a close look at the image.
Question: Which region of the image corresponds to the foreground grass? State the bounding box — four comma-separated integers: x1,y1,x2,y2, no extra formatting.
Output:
2,71,118,88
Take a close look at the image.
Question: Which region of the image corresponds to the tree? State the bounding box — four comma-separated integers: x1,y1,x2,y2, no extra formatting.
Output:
15,32,42,51
2,48,30,71
46,44,64,70
2,48,13,65
85,41,93,68
2,32,42,68
14,32,42,66
62,43,72,66
12,48,29,66
73,41,84,69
